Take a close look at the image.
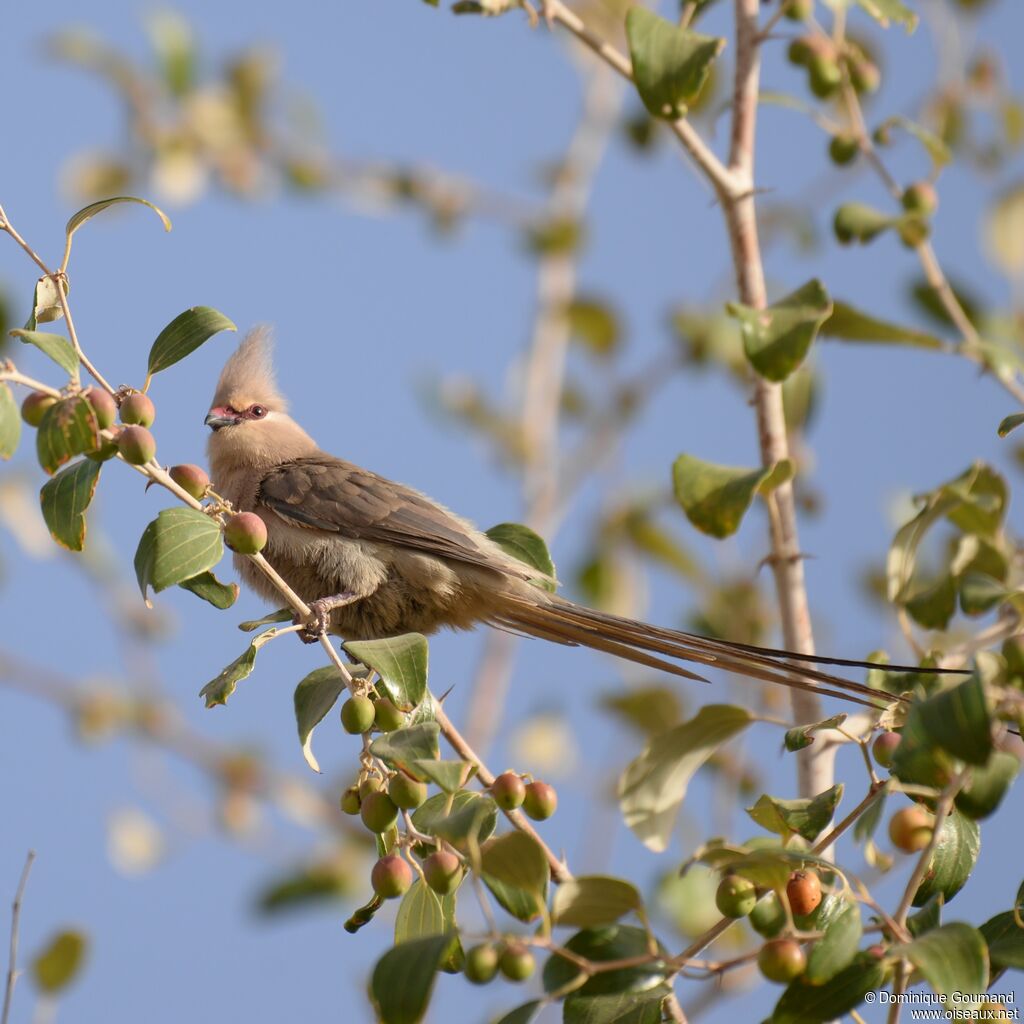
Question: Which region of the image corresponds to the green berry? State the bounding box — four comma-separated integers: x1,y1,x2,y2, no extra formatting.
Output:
873,731,901,769
901,181,938,216
716,874,757,918
371,853,413,899
374,698,405,733
423,851,462,895
499,943,535,982
522,781,557,821
758,939,807,983
119,392,156,427
750,892,787,938
21,392,56,427
389,774,428,810
808,55,842,98
83,387,117,429
897,215,931,248
169,463,210,501
117,425,156,465
464,944,500,985
784,0,812,21
828,133,859,166
358,776,384,799
491,772,526,811
340,695,375,735
339,786,361,815
360,791,399,834
787,37,814,67
224,512,267,554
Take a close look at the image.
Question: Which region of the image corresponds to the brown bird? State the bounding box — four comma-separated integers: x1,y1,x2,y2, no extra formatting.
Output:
205,330,945,710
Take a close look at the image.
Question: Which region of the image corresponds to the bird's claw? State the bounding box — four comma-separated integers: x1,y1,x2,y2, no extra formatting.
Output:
297,599,332,643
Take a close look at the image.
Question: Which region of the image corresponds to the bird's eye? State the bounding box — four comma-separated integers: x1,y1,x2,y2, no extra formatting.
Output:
249,405,267,419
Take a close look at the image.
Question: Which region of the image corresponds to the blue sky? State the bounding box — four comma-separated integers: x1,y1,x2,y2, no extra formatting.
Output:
1,1,1023,1022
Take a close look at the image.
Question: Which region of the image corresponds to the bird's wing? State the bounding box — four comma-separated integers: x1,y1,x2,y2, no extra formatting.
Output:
257,456,534,581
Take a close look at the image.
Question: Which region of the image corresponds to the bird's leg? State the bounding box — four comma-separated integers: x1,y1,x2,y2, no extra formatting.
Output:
297,591,359,643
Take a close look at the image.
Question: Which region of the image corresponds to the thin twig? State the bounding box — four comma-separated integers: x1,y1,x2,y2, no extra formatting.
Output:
2,851,36,1024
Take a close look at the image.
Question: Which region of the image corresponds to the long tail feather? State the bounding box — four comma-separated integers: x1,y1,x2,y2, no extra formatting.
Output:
494,596,898,711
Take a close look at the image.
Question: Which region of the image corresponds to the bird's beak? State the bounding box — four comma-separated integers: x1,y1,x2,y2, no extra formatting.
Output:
205,406,241,431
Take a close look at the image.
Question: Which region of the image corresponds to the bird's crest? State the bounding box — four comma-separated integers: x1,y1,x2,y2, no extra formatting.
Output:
212,326,287,411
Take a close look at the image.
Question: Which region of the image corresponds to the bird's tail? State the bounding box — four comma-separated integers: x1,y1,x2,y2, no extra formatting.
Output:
491,593,964,711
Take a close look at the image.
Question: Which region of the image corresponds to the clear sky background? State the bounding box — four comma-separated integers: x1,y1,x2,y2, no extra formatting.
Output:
1,1,1023,1022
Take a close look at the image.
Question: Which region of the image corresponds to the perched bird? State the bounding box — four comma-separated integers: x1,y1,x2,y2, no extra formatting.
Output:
205,330,943,710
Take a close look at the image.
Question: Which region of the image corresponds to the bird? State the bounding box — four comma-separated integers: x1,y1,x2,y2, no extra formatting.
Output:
204,329,951,712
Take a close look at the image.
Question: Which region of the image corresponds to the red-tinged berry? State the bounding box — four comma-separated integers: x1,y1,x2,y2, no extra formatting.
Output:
873,731,901,769
522,781,557,821
169,463,210,501
120,392,156,427
371,853,413,899
499,943,535,982
21,392,56,427
423,850,463,895
83,387,116,429
889,806,934,853
787,870,822,918
491,772,527,811
117,425,156,465
224,512,267,554
758,939,807,983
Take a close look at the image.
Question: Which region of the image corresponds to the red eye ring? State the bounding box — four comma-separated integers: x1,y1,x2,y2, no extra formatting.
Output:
249,405,267,419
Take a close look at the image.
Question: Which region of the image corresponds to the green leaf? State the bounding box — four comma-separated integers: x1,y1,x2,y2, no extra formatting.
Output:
200,644,257,708
134,506,224,601
543,925,670,999
395,880,456,943
564,990,669,1024
65,195,171,243
25,276,64,328
907,893,943,938
145,306,237,382
493,1003,542,1024
601,687,683,737
891,923,988,997
10,329,79,376
370,934,457,1024
481,832,550,923
566,297,621,357
822,301,945,350
370,723,441,775
912,811,980,907
32,930,88,993
485,522,557,592
768,952,886,1023
178,570,239,609
856,0,917,31
980,911,1024,971
746,784,843,845
904,574,957,631
552,876,643,929
412,791,498,850
294,666,347,772
238,608,292,631
36,396,99,475
784,714,847,752
998,412,1024,438
804,894,862,984
0,384,20,460
255,861,350,914
407,759,471,793
198,626,282,708
672,454,791,539
915,672,993,766
39,458,101,551
625,7,724,120
618,704,753,851
956,751,1019,820
728,279,832,382
344,633,428,709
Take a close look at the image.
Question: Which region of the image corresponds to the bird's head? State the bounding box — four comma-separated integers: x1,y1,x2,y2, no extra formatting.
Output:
206,328,315,470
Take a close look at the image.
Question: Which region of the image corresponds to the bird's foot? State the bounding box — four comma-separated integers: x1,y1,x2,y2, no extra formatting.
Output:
297,592,358,643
